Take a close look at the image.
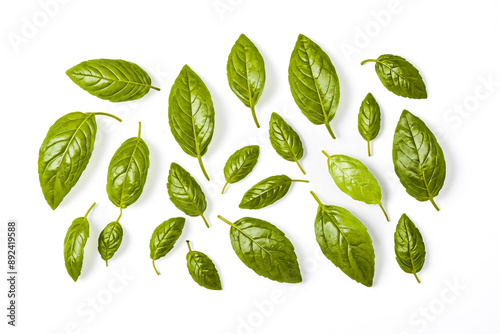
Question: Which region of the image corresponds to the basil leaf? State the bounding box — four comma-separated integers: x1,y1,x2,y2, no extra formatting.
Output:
150,217,185,275
167,162,209,228
358,93,381,157
106,122,150,209
98,221,123,266
38,112,121,210
269,112,305,174
64,203,95,282
239,175,308,210
392,110,446,211
227,34,266,128
323,152,389,221
222,145,260,194
169,65,215,181
186,241,222,290
288,34,340,140
394,214,426,283
218,216,302,283
311,192,375,287
66,59,160,102
361,55,427,99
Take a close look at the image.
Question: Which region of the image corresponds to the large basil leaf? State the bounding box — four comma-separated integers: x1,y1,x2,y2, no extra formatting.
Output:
324,152,389,221
288,34,340,140
63,203,95,282
186,241,222,290
38,112,121,210
218,216,302,283
227,34,266,128
269,112,305,174
311,192,375,287
150,217,185,275
222,145,260,194
394,214,426,283
98,221,123,266
66,59,160,102
239,175,308,210
167,162,209,228
168,65,215,181
358,93,381,157
106,122,150,209
392,110,446,211
361,55,427,99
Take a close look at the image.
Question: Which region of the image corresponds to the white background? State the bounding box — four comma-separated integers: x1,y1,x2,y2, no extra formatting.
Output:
1,0,499,333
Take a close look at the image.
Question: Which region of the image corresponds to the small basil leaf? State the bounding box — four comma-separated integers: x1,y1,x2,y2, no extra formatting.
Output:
227,34,266,128
98,221,123,266
392,110,446,211
269,112,305,174
167,162,209,228
394,214,426,283
361,55,427,99
288,34,340,140
222,145,260,194
168,65,215,181
66,59,160,102
186,241,222,290
358,93,381,157
311,192,375,287
218,216,302,283
150,217,186,275
323,152,389,221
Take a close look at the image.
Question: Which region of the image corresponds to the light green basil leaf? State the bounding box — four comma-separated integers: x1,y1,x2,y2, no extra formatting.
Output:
186,241,222,290
358,93,381,157
222,145,260,194
150,217,185,275
269,112,305,174
394,214,426,283
98,221,123,266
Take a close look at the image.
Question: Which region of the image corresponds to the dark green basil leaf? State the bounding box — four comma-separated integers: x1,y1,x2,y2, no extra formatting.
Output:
311,192,375,287
227,34,266,128
269,112,305,174
288,34,340,140
358,93,381,157
186,241,222,290
392,110,446,211
150,217,185,275
361,55,427,99
394,214,426,283
222,145,260,194
98,221,123,266
63,202,95,282
106,122,150,209
168,65,215,181
66,59,160,102
218,216,302,283
167,162,209,228
38,112,121,210
239,175,308,210
323,152,389,221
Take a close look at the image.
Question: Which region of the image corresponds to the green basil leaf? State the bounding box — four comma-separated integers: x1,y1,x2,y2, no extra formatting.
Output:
186,241,222,290
392,110,446,211
269,112,305,174
323,152,389,221
66,59,160,102
311,192,375,287
64,203,95,282
394,214,426,283
358,93,381,157
218,216,302,283
106,122,150,209
288,34,340,140
167,162,209,228
361,55,427,99
239,175,308,210
38,112,121,210
222,145,260,194
227,34,266,128
150,217,185,275
168,65,215,181
98,221,123,266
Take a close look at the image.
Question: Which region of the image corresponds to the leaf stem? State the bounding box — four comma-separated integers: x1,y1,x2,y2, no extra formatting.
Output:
116,207,123,223
324,121,336,140
93,112,122,122
137,122,142,138
200,213,210,228
186,240,193,252
221,182,229,194
310,191,324,207
84,202,96,219
413,271,421,283
290,179,309,183
429,197,440,211
217,215,236,227
322,150,330,158
152,259,160,275
150,86,161,91
294,159,306,175
378,202,390,222
105,260,108,267
250,104,260,128
197,154,210,181
367,140,371,157
360,59,378,66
